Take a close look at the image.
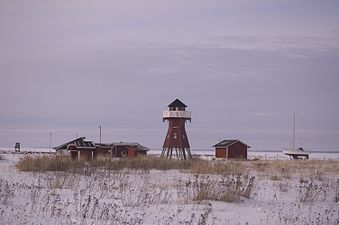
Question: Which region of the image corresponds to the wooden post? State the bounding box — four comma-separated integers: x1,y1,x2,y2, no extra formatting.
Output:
99,125,102,145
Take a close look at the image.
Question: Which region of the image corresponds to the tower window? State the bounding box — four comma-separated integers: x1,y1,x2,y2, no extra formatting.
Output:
173,133,177,139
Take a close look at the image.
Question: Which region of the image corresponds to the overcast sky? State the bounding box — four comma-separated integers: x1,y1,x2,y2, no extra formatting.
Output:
1,0,339,151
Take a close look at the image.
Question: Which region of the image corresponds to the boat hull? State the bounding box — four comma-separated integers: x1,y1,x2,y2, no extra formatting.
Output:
283,149,310,159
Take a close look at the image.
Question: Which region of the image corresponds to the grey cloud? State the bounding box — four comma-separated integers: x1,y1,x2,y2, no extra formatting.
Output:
1,1,339,151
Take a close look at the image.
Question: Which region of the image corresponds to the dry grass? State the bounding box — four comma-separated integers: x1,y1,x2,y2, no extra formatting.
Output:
16,155,339,182
16,155,192,172
192,175,255,203
278,182,289,193
335,179,339,203
190,161,246,176
91,156,191,170
298,179,322,202
16,155,85,172
270,174,282,181
16,155,248,176
92,157,247,176
250,160,339,179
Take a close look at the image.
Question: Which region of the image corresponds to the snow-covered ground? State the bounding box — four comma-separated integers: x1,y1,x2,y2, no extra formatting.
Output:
0,153,338,225
0,147,55,153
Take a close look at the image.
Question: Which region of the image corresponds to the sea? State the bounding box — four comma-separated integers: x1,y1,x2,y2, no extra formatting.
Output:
1,147,339,160
149,149,339,160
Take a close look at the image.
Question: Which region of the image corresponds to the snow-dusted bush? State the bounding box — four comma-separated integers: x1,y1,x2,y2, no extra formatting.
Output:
335,179,339,203
192,174,255,203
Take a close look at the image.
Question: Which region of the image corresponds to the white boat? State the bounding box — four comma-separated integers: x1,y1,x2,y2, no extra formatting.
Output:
283,114,310,159
283,147,310,159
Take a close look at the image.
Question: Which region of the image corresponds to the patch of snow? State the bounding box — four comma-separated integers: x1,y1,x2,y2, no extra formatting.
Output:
0,154,338,225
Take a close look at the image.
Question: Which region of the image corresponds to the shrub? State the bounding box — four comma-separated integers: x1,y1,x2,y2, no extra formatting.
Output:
192,175,255,203
298,180,320,202
270,175,281,181
193,179,219,202
278,182,289,193
335,179,339,203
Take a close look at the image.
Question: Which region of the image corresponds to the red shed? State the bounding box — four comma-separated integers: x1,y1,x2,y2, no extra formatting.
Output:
213,139,250,159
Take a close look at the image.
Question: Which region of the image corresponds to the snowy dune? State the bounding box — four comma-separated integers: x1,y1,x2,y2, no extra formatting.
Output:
0,153,338,225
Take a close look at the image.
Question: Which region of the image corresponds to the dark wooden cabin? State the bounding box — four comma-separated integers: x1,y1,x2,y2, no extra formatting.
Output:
54,138,149,160
213,139,250,159
94,143,112,159
96,142,149,158
54,137,96,161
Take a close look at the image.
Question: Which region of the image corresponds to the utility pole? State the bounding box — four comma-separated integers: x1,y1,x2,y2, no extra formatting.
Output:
99,125,102,144
293,113,296,150
49,132,52,151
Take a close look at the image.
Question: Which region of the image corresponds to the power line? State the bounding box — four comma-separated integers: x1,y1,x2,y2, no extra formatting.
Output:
52,126,99,134
0,126,98,134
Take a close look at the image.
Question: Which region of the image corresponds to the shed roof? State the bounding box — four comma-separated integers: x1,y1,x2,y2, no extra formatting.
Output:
53,137,96,150
168,99,187,108
213,139,250,148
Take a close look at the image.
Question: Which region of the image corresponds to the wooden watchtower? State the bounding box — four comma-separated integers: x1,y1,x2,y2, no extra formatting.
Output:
162,99,192,160
14,142,20,152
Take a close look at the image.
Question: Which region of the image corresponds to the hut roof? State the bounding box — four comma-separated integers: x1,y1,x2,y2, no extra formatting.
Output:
213,139,250,148
111,142,150,151
53,137,96,150
168,99,187,108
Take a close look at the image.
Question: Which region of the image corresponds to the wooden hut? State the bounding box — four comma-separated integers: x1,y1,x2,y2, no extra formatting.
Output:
95,142,149,159
213,139,249,159
54,137,96,161
55,138,149,160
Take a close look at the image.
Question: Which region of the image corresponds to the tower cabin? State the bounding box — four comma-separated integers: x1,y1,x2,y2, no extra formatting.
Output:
14,142,20,152
162,99,192,160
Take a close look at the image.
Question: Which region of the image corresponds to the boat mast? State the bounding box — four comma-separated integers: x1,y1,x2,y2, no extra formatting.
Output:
293,113,296,150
